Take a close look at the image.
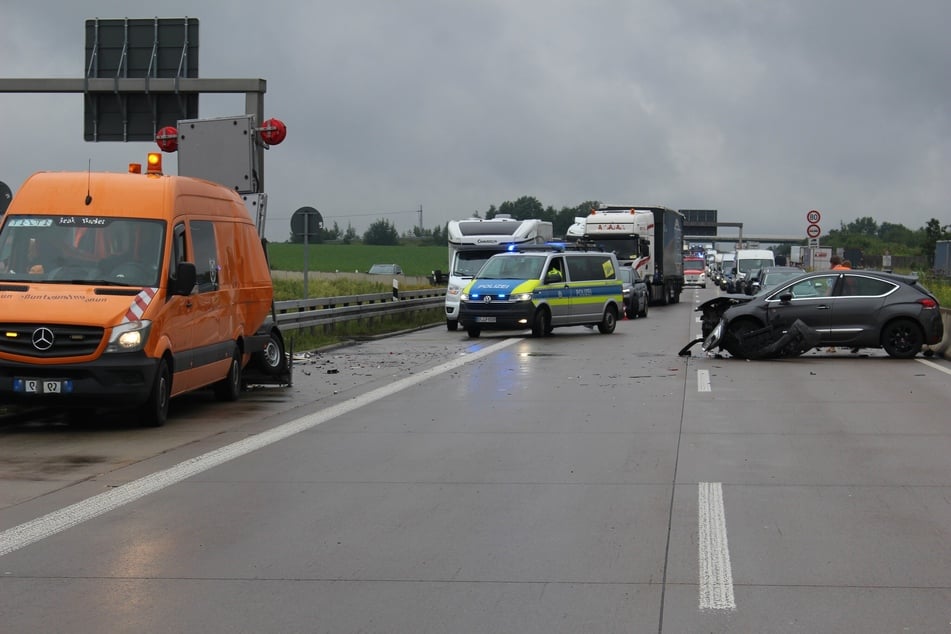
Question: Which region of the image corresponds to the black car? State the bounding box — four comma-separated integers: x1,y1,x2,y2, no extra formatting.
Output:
618,265,649,318
696,269,943,359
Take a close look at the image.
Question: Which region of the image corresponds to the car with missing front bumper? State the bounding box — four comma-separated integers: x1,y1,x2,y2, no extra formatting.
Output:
691,270,942,359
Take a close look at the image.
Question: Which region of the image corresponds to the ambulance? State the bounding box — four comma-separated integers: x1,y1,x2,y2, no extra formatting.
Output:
0,154,288,426
457,247,624,338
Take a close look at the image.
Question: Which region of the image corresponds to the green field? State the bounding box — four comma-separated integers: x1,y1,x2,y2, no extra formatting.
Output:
267,243,448,277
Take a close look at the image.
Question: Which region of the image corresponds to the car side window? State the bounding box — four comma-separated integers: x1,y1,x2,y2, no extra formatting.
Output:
565,256,592,281
787,275,836,298
839,275,895,297
545,256,565,281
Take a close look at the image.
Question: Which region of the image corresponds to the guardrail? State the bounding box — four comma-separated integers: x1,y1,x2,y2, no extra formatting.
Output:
273,288,446,331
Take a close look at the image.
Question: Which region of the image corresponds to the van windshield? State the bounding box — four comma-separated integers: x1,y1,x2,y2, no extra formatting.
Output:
737,258,774,274
0,215,166,287
477,255,545,279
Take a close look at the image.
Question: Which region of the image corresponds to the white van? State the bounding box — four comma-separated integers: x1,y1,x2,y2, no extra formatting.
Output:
733,248,776,292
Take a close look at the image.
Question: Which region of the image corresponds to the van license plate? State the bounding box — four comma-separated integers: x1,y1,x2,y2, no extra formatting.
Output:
475,316,496,323
16,379,64,394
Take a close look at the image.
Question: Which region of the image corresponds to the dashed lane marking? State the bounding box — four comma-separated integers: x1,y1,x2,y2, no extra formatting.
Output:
697,369,711,392
698,481,736,610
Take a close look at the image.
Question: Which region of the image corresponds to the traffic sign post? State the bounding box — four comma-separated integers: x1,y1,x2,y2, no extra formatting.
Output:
805,211,823,271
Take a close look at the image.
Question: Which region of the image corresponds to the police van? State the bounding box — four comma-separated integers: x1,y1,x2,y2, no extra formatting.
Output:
458,247,624,338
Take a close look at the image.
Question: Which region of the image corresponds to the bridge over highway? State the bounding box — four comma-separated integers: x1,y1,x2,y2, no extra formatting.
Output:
685,234,805,246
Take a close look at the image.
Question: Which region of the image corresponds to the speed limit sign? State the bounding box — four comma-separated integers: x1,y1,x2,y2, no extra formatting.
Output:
806,209,821,224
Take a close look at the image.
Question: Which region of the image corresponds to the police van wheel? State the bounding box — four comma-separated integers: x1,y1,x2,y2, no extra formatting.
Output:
467,326,481,338
597,306,618,334
141,358,171,427
531,308,551,337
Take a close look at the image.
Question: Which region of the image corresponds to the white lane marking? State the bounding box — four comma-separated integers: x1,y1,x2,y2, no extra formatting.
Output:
697,369,711,392
698,482,736,611
0,338,522,558
916,357,951,376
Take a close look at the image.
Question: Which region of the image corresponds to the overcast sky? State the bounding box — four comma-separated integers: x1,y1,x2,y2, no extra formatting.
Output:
2,1,949,243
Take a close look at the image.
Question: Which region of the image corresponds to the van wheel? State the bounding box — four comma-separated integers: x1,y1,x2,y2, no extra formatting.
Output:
253,330,288,377
466,326,481,338
447,319,458,331
141,359,171,427
214,347,242,402
597,306,618,334
531,307,551,337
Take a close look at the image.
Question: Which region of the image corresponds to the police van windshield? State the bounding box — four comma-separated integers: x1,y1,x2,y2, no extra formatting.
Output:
0,216,166,287
477,255,545,279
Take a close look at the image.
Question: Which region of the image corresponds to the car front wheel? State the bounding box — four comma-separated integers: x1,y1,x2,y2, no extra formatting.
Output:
724,319,760,359
881,318,924,358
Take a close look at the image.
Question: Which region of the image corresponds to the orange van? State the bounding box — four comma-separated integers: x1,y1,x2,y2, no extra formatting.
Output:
0,164,288,426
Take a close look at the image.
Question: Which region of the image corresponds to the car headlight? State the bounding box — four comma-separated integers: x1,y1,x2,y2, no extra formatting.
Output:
513,293,533,302
105,320,152,353
447,285,461,297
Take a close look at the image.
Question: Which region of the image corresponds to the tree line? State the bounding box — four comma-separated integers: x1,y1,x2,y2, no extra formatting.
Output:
286,196,596,246
824,216,950,267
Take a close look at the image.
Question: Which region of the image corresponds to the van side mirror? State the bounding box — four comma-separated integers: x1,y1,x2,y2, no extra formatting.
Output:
545,271,563,284
171,262,197,295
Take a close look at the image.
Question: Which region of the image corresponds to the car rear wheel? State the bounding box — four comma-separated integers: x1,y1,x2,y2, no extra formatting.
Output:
597,306,618,334
881,318,924,359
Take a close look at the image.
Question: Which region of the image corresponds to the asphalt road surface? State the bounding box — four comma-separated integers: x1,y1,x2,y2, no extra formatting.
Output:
2,286,950,633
